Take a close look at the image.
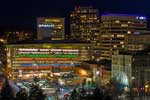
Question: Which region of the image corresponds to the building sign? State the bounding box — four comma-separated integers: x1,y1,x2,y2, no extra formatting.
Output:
136,16,146,20
38,24,55,28
16,48,80,59
17,48,79,54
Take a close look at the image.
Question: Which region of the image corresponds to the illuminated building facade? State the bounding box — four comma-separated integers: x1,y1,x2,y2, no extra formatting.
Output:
6,40,93,79
0,45,6,72
84,60,111,86
125,31,150,51
70,6,100,45
112,50,150,90
100,14,147,60
37,17,65,40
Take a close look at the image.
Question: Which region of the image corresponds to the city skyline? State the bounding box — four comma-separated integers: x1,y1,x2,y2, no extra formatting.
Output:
0,0,150,32
0,1,150,99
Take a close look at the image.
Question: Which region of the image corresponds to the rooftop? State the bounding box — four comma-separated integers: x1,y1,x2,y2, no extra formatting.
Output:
84,60,111,70
117,50,150,56
101,13,146,17
9,39,91,45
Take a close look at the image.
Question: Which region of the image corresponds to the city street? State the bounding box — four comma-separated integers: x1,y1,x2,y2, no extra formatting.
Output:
120,96,150,100
22,75,84,100
134,96,150,100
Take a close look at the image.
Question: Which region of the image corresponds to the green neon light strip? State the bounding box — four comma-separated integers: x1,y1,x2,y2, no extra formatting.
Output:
17,54,79,58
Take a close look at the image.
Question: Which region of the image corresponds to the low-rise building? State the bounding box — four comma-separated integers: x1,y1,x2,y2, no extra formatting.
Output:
84,60,111,86
125,31,150,51
112,50,150,91
6,40,93,80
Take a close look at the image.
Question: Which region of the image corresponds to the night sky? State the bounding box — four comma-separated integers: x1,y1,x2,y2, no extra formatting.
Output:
0,0,150,32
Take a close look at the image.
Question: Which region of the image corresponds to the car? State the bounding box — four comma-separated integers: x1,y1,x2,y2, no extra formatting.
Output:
55,86,72,99
16,82,30,92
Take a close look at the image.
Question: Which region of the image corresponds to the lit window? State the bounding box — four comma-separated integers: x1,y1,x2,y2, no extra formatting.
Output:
121,24,128,27
122,45,125,48
128,21,131,24
102,35,110,38
115,20,120,23
127,31,131,34
81,15,86,18
120,42,124,44
117,35,124,38
113,45,117,48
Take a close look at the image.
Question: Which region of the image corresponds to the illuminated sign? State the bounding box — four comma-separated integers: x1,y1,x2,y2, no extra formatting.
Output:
18,52,50,54
136,16,146,20
39,49,49,51
17,48,79,52
18,48,38,51
17,48,79,54
17,54,79,58
38,24,55,28
19,63,75,67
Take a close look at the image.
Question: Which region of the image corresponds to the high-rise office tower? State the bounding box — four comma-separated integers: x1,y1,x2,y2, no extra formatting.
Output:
37,17,65,40
70,6,100,45
100,14,147,60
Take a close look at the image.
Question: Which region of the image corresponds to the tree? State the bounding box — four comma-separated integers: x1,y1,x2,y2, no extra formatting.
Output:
15,88,28,100
28,85,46,100
69,88,79,100
0,78,15,100
93,88,103,100
109,77,123,99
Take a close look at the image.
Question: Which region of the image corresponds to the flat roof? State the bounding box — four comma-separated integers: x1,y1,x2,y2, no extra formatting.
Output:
118,50,150,56
84,60,111,70
101,13,146,17
9,39,91,45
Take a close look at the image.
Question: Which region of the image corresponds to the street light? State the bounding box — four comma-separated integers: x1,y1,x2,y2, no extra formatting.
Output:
18,70,22,80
